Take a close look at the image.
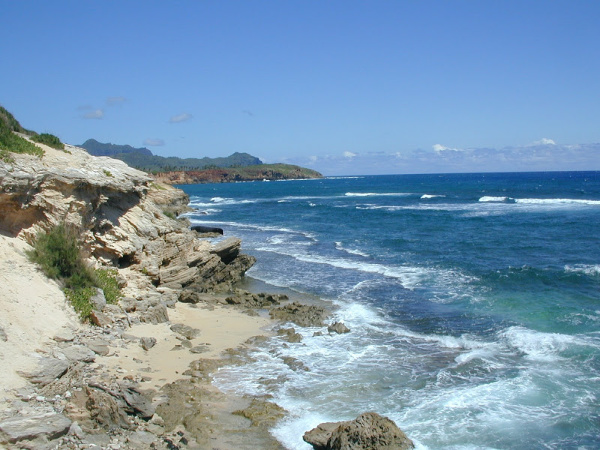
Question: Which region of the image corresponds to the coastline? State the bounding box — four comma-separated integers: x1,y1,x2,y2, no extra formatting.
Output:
0,230,296,448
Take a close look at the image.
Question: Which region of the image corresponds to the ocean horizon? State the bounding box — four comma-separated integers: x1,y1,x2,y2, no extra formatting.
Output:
180,170,600,449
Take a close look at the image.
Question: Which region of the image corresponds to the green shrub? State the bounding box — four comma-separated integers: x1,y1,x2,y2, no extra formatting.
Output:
103,169,113,177
28,224,122,320
32,133,65,150
164,211,176,220
95,269,122,304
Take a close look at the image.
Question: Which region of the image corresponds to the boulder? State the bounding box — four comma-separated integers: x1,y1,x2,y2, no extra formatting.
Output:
328,322,351,334
18,357,70,386
90,310,113,327
303,412,414,450
0,412,71,444
170,323,200,340
140,337,157,351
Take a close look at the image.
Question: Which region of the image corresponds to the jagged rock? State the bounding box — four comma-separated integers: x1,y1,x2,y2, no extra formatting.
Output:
282,356,310,371
179,289,201,303
226,291,286,309
139,304,169,324
89,287,107,311
59,344,96,363
140,337,157,351
328,322,351,334
53,328,75,342
277,327,303,343
210,237,241,264
270,302,329,327
0,412,71,444
18,357,70,386
119,297,137,312
90,310,113,327
303,412,414,450
82,338,110,356
118,383,156,420
170,323,200,340
84,386,132,430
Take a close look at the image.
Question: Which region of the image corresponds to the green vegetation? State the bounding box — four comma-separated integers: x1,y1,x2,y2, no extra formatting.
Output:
32,132,65,150
164,211,176,220
103,169,113,177
0,105,46,161
28,224,121,320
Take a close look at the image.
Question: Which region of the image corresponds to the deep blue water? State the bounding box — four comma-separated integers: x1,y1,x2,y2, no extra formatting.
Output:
180,172,600,449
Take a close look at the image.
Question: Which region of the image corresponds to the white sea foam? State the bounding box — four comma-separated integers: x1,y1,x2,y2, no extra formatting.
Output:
515,198,600,206
345,192,414,197
565,264,600,276
334,241,370,258
421,194,446,199
479,196,514,203
499,326,600,361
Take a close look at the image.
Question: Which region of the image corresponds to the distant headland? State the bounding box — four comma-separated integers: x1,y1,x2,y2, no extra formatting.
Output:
79,138,323,184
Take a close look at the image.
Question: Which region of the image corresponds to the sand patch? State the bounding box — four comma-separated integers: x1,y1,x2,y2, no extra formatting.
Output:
93,302,272,391
0,234,80,400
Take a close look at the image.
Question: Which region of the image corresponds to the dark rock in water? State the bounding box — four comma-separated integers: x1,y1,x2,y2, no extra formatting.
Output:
191,225,224,235
277,327,303,343
270,302,328,327
303,412,414,450
0,412,71,444
140,337,157,351
328,322,351,334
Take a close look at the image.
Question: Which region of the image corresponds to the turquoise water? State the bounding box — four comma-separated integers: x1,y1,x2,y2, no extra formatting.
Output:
180,172,600,449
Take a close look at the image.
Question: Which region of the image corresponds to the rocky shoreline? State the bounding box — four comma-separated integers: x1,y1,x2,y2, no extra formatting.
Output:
0,141,413,449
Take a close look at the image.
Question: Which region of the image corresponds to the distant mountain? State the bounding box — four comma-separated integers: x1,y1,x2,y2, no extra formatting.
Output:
80,139,152,156
79,139,262,172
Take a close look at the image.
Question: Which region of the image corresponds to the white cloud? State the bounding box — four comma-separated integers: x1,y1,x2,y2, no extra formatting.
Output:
169,113,193,123
143,138,165,146
82,109,104,119
530,138,556,146
433,144,462,153
343,151,357,158
309,155,318,163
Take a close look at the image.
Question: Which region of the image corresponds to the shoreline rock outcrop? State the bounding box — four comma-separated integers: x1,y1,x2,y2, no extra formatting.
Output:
303,412,415,450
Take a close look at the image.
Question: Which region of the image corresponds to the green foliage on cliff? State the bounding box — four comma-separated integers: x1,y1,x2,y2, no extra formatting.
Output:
28,224,121,320
0,105,67,161
32,132,65,150
0,109,44,161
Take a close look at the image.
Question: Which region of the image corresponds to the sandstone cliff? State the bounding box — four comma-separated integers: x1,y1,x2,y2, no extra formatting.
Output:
0,140,255,294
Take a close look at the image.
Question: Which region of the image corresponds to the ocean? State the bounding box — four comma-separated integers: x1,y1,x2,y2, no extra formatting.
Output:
179,171,600,449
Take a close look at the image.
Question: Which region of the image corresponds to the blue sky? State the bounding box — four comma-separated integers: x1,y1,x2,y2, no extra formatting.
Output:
1,1,599,175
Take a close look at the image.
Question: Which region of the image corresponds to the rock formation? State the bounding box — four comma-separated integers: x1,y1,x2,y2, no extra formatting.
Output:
0,142,255,294
303,412,414,450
